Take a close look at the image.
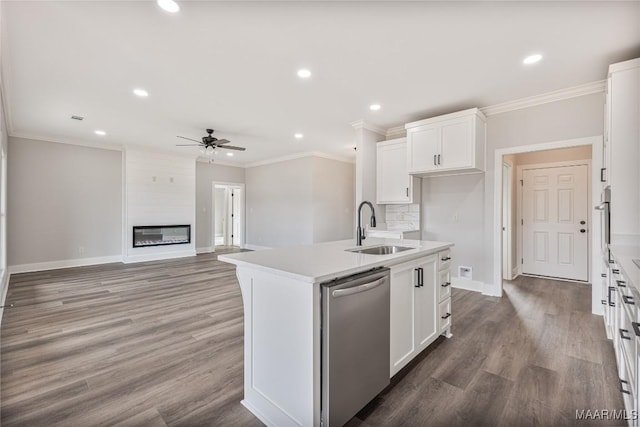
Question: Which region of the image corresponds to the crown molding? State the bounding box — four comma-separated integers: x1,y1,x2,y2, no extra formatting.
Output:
349,120,386,136
480,80,606,117
385,125,406,139
245,151,354,169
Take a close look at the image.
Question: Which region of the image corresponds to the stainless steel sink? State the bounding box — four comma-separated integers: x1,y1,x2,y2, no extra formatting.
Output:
347,245,414,255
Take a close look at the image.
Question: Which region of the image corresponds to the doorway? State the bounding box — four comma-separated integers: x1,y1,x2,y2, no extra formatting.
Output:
212,183,244,250
493,136,602,313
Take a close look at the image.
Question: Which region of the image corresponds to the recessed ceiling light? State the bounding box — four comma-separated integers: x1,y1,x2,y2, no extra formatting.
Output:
157,0,180,13
523,54,542,65
294,133,304,139
369,104,381,111
133,88,149,97
297,69,312,79
226,152,234,157
95,130,106,136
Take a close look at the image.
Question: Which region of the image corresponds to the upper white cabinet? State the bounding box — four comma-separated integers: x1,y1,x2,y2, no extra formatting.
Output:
607,58,640,241
376,138,421,204
405,108,486,176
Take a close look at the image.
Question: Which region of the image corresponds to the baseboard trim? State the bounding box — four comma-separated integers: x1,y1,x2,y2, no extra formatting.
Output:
451,277,483,293
196,247,214,254
0,270,10,328
242,244,272,251
8,255,123,274
123,250,196,264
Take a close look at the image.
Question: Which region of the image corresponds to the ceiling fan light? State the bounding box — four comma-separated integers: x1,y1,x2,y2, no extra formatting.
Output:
205,146,215,156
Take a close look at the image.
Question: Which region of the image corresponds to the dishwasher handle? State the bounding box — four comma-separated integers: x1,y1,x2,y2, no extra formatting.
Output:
332,278,385,298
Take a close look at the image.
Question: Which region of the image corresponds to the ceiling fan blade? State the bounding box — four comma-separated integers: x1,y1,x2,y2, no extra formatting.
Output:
214,139,231,145
176,136,202,143
176,144,201,146
216,145,246,151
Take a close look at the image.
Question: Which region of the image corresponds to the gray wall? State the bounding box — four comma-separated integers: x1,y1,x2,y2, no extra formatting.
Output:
246,157,313,247
195,161,245,249
312,157,355,242
246,156,355,248
8,137,122,266
422,92,604,289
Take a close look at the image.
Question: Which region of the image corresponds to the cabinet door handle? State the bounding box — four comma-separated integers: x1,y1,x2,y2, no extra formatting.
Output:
414,268,421,288
441,256,451,261
600,167,606,182
406,187,409,197
433,155,437,166
617,280,626,287
438,154,441,165
632,322,640,337
622,295,635,305
441,282,451,288
608,286,615,306
441,312,451,319
620,329,631,340
620,379,631,395
419,267,424,287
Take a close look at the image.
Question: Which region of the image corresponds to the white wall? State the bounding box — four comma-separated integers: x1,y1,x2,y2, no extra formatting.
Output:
246,155,355,248
312,156,354,242
421,93,604,292
8,137,122,267
195,161,245,250
124,149,195,262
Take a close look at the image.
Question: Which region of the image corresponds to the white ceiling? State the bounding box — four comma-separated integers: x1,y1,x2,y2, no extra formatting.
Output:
2,1,639,166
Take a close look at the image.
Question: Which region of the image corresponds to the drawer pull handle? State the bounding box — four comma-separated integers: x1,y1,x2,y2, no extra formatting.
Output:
617,280,626,287
601,273,607,278
612,269,620,274
441,256,451,261
632,322,640,337
601,299,607,305
620,329,631,340
441,282,451,288
620,379,631,395
622,295,635,305
441,312,451,320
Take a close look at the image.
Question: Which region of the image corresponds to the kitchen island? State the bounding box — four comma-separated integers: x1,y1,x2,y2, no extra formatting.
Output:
219,238,453,427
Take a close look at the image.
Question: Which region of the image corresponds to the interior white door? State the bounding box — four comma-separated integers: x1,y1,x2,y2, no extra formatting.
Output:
522,165,589,281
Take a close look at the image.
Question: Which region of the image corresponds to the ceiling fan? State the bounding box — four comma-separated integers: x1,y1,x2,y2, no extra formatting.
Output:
176,129,246,155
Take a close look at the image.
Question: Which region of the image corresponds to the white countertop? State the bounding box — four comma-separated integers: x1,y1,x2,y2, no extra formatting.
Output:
610,243,640,291
219,238,453,283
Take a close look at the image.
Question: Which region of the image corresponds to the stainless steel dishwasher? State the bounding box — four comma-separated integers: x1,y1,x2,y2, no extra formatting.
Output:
321,267,390,427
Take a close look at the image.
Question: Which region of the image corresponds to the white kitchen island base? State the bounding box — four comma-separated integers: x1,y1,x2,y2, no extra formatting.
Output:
220,238,454,427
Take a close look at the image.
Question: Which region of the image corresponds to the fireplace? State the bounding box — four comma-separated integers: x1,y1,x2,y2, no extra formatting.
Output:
133,225,191,248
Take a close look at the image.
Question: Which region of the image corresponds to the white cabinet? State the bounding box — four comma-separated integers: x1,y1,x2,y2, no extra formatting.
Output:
389,250,451,377
607,58,640,241
405,108,486,177
376,138,421,204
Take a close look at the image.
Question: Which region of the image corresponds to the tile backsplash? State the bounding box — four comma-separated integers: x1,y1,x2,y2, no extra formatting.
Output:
385,204,420,231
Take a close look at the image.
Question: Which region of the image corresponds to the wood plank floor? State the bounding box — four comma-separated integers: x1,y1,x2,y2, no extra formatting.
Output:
1,253,624,426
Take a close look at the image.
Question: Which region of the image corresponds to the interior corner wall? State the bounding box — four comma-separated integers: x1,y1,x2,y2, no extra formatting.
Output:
8,137,122,267
245,157,313,248
312,157,355,243
195,161,245,250
124,150,196,262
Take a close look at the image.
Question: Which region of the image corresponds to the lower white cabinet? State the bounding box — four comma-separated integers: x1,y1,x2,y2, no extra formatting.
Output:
390,251,452,377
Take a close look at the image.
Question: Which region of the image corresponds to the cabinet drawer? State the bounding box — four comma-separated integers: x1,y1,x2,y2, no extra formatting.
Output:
438,249,451,271
438,270,451,302
438,298,451,333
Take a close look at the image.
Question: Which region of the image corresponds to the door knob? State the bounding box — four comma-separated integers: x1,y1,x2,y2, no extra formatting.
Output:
580,220,586,225
580,229,586,233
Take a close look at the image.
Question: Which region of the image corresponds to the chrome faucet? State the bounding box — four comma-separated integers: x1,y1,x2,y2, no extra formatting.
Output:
356,201,376,246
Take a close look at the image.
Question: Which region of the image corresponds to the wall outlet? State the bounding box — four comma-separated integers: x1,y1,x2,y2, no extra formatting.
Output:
459,266,472,279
